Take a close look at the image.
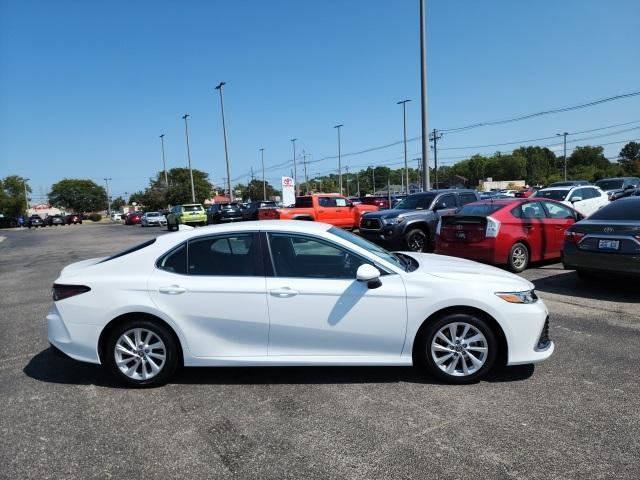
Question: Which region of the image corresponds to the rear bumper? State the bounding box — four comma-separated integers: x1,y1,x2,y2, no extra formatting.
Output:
47,307,101,364
435,239,499,264
562,246,640,276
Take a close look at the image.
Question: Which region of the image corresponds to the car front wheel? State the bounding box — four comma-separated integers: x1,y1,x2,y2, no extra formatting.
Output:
405,228,428,252
418,312,497,384
106,320,178,387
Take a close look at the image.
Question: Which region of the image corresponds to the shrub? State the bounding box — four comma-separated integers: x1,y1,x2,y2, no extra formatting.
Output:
89,213,102,222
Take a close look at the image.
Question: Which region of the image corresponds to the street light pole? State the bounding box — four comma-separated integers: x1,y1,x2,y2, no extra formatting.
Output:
159,134,169,188
345,166,350,197
356,173,360,197
397,100,411,193
370,166,376,195
182,114,196,203
23,178,30,213
103,177,112,214
260,148,266,200
429,129,442,188
290,138,298,196
215,82,232,202
334,124,343,195
419,0,430,191
302,150,309,194
556,132,569,181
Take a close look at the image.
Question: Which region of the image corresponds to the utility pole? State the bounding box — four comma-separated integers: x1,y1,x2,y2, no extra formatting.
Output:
103,177,112,214
415,158,422,190
334,124,343,195
387,178,391,207
397,99,411,193
290,138,298,196
370,166,376,195
556,132,569,181
302,150,309,194
260,148,266,200
159,134,169,188
356,173,360,197
23,178,30,213
215,82,232,203
429,129,442,188
345,166,350,197
419,0,430,191
181,114,196,203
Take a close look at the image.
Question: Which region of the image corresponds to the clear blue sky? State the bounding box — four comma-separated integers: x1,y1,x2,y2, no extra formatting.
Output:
1,0,639,202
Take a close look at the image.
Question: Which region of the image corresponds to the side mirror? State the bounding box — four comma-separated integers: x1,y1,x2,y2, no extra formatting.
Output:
356,264,382,289
570,196,582,203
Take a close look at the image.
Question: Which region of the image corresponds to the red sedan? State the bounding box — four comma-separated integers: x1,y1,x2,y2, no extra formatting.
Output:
435,198,581,272
124,212,142,225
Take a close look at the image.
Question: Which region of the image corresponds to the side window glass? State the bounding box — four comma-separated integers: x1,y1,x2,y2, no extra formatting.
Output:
318,197,336,207
542,202,574,219
268,233,366,279
434,194,455,210
520,202,546,219
335,198,348,207
157,243,188,274
187,234,257,276
458,193,477,206
570,188,585,201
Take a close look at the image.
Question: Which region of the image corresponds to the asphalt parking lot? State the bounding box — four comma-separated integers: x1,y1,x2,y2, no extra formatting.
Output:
1,223,638,479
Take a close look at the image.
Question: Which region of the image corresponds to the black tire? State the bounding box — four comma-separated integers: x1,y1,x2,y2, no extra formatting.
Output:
105,319,179,387
507,242,529,273
405,228,429,252
417,312,497,384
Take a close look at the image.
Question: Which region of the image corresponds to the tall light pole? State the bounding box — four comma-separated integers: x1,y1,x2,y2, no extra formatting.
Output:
103,177,112,213
290,138,298,196
429,129,442,188
397,99,411,193
419,0,430,191
159,134,169,188
345,166,350,197
182,114,196,203
215,82,232,202
302,150,309,194
334,124,343,195
370,166,376,194
556,132,569,181
356,172,360,196
23,178,30,213
260,148,266,200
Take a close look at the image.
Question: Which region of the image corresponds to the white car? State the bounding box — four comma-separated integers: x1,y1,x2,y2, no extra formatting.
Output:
140,211,167,227
110,213,122,221
47,221,553,387
533,185,609,217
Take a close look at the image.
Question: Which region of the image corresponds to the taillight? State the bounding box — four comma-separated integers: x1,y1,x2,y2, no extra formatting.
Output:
52,284,91,301
564,231,586,244
485,216,501,238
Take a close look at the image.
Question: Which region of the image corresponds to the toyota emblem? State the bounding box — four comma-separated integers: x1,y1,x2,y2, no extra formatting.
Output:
603,227,614,233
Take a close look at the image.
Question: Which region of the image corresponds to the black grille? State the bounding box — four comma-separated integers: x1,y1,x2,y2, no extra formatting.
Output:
360,218,382,230
536,316,551,350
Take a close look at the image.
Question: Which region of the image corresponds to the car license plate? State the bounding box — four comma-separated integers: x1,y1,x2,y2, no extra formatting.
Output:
598,239,619,250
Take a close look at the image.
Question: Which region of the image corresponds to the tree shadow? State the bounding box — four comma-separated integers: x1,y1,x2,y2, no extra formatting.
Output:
533,270,640,304
24,347,535,388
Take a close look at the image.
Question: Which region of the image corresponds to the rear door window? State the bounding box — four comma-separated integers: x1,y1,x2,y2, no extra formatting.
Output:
434,194,456,210
187,234,261,276
457,193,478,206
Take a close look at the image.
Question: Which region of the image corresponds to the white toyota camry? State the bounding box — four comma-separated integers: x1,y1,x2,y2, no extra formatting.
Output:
47,221,553,387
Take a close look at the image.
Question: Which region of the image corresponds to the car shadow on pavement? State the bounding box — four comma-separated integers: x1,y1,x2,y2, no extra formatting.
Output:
24,347,535,387
533,271,640,304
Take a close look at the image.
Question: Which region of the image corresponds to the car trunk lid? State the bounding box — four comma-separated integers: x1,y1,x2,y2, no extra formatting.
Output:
439,215,488,243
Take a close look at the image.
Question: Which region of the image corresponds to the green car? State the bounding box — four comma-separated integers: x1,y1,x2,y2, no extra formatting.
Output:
166,204,207,230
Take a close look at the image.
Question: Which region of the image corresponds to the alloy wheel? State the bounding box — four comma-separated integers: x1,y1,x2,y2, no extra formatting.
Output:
430,322,488,377
114,328,167,381
408,231,426,251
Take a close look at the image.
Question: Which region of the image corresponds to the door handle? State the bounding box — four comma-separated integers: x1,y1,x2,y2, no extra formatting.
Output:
318,210,325,213
269,287,299,298
523,225,535,229
159,285,187,295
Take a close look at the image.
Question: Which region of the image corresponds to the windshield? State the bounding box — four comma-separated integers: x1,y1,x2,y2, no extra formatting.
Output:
533,189,568,201
147,212,160,217
457,203,505,216
183,205,203,212
595,179,623,191
395,194,435,210
328,227,405,270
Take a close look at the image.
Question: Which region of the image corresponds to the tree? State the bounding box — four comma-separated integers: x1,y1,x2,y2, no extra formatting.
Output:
48,179,106,213
567,146,615,180
235,179,278,201
618,141,640,175
0,175,31,216
130,168,213,210
111,196,126,211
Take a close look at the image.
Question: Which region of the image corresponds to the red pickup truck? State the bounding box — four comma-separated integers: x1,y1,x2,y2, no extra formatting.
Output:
258,194,378,228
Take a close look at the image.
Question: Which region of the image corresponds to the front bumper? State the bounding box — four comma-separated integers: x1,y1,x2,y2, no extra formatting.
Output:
359,224,404,245
500,299,554,365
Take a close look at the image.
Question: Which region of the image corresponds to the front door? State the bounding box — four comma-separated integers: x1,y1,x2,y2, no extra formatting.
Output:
540,201,576,256
264,232,408,357
148,232,269,357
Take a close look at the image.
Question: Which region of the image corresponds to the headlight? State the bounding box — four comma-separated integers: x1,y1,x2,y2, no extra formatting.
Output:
495,290,538,304
383,217,405,225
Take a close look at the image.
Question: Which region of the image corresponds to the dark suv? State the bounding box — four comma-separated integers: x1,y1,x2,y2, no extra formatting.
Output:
359,189,480,252
206,203,244,224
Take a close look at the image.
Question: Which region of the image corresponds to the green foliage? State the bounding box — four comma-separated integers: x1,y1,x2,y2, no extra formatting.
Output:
235,179,279,201
567,146,618,180
49,179,106,213
0,175,31,216
132,168,213,209
88,213,102,222
618,141,640,175
111,196,126,210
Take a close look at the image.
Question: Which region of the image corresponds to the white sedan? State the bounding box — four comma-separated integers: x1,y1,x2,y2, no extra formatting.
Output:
47,221,553,387
140,211,167,227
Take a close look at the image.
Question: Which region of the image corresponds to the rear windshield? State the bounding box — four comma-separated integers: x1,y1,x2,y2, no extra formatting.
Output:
595,179,624,191
534,189,568,201
588,199,640,221
100,238,156,263
183,205,203,212
457,204,505,216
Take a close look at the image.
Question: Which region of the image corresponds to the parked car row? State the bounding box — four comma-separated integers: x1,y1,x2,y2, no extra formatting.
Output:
25,214,83,228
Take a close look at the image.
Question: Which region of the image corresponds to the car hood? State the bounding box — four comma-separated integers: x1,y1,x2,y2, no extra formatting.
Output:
400,252,534,290
362,209,432,220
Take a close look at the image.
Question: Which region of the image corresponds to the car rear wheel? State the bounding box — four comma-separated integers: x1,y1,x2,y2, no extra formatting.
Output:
418,313,497,384
106,320,178,387
405,228,428,252
508,242,529,273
